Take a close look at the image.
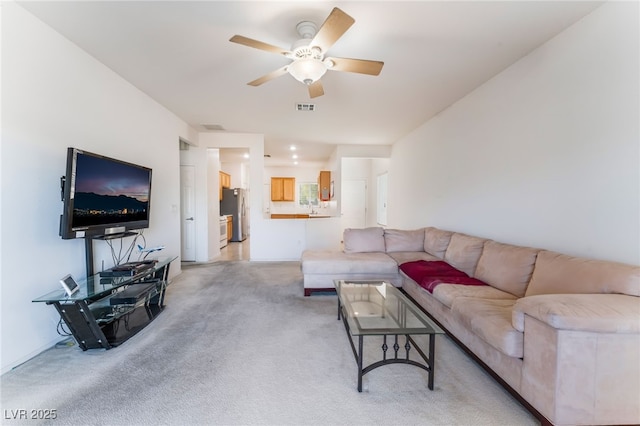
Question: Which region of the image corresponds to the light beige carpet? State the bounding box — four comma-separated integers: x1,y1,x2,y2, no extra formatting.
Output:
1,261,537,425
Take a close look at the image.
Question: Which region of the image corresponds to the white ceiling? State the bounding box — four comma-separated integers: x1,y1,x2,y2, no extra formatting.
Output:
18,1,602,167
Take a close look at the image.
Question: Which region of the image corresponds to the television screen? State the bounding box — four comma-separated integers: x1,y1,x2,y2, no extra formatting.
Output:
60,148,152,239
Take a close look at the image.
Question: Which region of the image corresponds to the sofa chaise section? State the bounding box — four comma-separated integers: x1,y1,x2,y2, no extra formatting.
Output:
301,250,400,296
301,226,640,425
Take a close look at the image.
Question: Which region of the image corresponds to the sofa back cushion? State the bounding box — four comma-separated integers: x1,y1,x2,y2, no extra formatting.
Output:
525,250,640,297
384,228,425,252
424,227,454,259
343,227,386,253
474,241,539,298
443,233,487,276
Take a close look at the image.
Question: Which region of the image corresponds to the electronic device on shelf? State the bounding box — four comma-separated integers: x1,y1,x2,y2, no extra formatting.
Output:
59,147,152,240
99,260,157,278
109,282,158,305
59,274,79,296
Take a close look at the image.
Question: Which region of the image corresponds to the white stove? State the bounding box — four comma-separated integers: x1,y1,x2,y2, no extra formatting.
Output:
219,216,228,248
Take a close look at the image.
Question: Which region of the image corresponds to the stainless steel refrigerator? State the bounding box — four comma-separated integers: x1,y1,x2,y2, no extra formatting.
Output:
220,188,247,242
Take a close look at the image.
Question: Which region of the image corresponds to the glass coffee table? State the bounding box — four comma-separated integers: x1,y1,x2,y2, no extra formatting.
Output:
334,280,444,392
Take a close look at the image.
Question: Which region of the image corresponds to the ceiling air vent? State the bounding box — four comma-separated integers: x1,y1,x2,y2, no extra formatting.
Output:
296,103,316,112
202,124,225,131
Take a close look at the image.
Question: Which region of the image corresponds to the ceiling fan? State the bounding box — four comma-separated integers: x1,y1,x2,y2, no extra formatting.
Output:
229,7,384,98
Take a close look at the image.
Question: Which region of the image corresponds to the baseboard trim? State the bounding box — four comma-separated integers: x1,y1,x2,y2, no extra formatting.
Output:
401,289,552,426
304,287,336,296
1,336,67,376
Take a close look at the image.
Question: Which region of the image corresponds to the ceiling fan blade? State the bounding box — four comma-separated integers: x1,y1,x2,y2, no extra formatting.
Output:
247,65,289,86
326,57,384,76
229,35,291,56
308,81,324,98
310,7,355,53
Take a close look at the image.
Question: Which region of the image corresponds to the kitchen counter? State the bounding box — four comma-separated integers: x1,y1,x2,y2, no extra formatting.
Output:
251,216,342,260
270,214,332,219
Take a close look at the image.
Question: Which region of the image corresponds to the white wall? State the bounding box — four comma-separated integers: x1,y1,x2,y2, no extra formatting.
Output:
206,150,222,259
1,3,194,373
371,159,390,226
342,158,390,228
389,2,639,265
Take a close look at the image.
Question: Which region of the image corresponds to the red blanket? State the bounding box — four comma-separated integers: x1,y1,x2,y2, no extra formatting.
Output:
420,275,488,293
399,260,487,293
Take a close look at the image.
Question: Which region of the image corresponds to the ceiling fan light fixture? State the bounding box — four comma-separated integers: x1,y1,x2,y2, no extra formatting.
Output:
229,7,383,97
288,58,327,85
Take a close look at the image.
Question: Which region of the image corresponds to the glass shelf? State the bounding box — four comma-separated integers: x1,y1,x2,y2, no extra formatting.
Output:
32,256,176,350
33,256,176,304
89,280,164,324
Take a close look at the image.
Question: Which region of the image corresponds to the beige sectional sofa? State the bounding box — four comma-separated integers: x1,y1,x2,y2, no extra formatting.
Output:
301,226,640,426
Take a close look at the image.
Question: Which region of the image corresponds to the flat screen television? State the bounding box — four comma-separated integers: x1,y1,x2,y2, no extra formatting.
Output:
60,147,152,239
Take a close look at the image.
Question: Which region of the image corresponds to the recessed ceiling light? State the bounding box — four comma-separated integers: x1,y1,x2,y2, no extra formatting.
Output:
290,145,296,151
243,153,249,159
294,161,299,165
292,154,298,159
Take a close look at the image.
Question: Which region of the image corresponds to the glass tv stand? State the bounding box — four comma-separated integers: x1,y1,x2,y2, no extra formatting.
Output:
33,256,177,350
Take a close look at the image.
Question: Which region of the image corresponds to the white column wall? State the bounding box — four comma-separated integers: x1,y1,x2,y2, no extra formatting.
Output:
388,2,639,264
2,3,195,373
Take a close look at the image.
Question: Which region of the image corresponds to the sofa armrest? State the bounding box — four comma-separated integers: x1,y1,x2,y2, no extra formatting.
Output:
512,294,640,333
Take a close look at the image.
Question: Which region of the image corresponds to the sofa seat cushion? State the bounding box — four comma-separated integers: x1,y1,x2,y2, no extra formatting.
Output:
301,250,398,275
387,252,440,265
452,298,523,358
512,294,640,333
432,284,517,309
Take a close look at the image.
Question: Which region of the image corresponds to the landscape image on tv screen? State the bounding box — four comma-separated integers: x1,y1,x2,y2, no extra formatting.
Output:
71,153,151,228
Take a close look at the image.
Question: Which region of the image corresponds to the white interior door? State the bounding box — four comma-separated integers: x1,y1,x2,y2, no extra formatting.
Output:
377,172,388,225
341,179,367,236
180,165,196,261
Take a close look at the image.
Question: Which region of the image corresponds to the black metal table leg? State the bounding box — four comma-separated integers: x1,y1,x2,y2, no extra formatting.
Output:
357,335,364,392
428,333,435,390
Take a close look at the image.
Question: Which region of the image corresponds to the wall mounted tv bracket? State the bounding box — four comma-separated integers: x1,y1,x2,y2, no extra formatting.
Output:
60,176,66,201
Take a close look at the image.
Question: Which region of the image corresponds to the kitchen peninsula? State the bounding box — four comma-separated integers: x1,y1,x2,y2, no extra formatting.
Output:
270,213,332,219
252,215,342,260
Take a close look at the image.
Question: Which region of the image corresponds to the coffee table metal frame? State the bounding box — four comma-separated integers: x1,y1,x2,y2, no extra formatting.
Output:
334,279,444,392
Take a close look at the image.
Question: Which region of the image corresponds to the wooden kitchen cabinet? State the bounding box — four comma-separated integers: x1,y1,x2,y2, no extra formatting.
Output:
318,171,331,201
226,215,232,242
219,171,231,199
271,177,295,201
